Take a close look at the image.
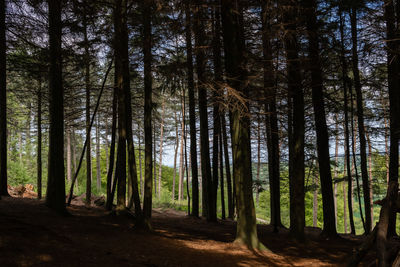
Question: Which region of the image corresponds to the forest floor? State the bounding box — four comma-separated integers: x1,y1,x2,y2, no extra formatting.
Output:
0,196,375,267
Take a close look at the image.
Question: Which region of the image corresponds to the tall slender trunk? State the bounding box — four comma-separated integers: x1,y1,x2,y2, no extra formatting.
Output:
185,0,199,217
37,78,42,199
262,0,281,230
219,128,225,219
313,169,318,228
365,130,374,225
304,0,336,236
83,2,92,206
281,0,305,241
153,128,157,197
339,6,355,234
142,0,153,225
0,0,7,197
172,111,179,201
384,0,400,241
178,119,185,201
158,100,165,198
194,0,214,221
96,114,101,192
384,107,390,184
333,122,340,228
221,0,263,249
46,0,65,213
221,113,233,218
256,113,261,205
343,153,347,234
350,7,371,234
106,81,117,210
67,127,72,183
138,129,143,198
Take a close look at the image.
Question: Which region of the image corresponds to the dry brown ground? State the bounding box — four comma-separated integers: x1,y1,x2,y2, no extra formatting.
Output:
0,196,373,267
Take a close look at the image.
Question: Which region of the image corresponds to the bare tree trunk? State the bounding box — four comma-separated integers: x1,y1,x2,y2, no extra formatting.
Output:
343,154,347,234
313,169,318,228
67,127,72,183
178,114,185,201
221,113,233,219
158,100,165,198
0,0,8,197
333,123,340,228
350,6,371,234
96,114,101,192
46,0,65,212
37,78,42,199
366,130,374,226
172,111,179,201
83,1,92,206
339,6,355,234
219,128,225,220
256,113,261,205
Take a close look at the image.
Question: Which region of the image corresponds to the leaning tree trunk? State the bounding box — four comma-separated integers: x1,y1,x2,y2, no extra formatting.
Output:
0,0,7,197
350,6,371,234
46,0,66,213
304,0,337,237
221,0,263,249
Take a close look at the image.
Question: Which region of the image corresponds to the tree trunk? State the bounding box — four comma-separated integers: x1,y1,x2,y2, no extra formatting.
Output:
96,114,101,192
256,113,261,205
193,0,214,221
0,0,7,197
350,7,371,234
366,130,374,225
219,127,225,220
143,0,153,226
185,0,199,217
281,0,305,241
178,119,184,201
313,168,318,228
106,80,117,210
221,113,233,219
172,111,179,201
221,0,263,249
304,0,337,237
343,153,347,234
158,100,165,199
67,127,72,183
37,78,42,199
46,0,66,213
83,2,92,206
333,122,340,228
339,6,356,234
385,0,400,240
261,0,281,231
153,127,157,197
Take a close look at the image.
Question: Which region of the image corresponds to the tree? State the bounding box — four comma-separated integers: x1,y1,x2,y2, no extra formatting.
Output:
143,0,153,227
349,5,372,234
221,0,263,249
304,0,337,237
0,0,7,197
281,0,305,241
46,0,66,213
184,0,199,217
193,0,214,221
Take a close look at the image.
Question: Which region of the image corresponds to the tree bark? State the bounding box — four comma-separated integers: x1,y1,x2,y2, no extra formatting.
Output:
96,114,101,192
37,78,42,199
0,0,7,197
83,2,92,206
281,0,305,241
221,0,263,249
221,113,233,219
172,111,179,201
193,0,214,221
350,6,371,234
106,80,117,210
261,0,281,230
46,0,66,213
304,0,337,236
158,100,165,199
143,0,153,226
185,0,199,217
339,6,356,234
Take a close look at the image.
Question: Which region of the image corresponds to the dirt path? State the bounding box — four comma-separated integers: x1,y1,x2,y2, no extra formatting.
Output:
0,197,366,266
